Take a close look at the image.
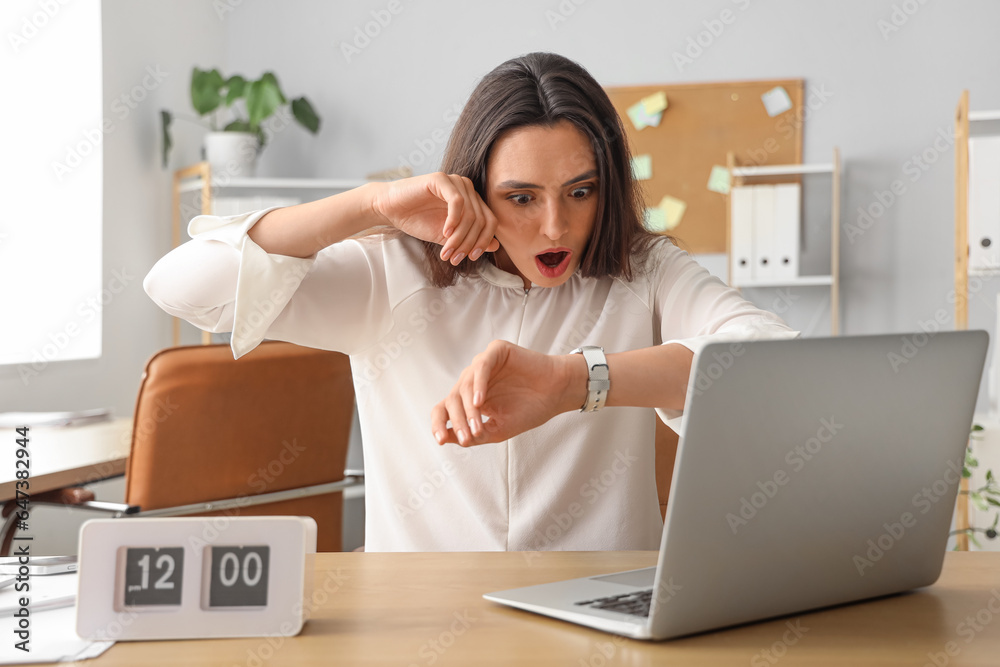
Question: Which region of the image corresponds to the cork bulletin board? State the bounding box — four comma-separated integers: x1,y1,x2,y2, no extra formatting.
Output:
605,79,804,254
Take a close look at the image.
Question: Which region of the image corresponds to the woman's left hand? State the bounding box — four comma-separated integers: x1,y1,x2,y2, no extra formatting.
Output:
431,340,585,447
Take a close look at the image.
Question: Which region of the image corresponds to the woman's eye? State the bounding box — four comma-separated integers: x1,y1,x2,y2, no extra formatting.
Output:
509,194,531,206
571,186,593,199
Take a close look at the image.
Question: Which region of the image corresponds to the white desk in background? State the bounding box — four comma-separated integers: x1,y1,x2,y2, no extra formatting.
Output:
0,418,131,503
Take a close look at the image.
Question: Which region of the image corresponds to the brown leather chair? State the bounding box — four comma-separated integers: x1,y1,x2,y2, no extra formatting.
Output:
1,342,363,554
655,420,679,520
120,341,362,551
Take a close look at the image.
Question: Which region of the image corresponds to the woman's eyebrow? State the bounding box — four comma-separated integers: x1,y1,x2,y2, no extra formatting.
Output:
494,169,598,190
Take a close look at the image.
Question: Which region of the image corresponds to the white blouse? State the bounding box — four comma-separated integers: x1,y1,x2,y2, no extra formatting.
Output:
143,208,798,552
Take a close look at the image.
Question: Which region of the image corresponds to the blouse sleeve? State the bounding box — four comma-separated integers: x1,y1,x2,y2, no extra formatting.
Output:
648,240,800,427
143,208,394,359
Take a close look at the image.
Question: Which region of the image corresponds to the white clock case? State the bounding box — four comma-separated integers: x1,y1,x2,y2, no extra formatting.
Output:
76,516,317,641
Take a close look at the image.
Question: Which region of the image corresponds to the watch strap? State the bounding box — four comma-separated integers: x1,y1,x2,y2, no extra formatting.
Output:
570,346,609,412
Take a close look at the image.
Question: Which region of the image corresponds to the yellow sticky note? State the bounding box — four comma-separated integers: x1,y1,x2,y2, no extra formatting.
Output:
631,154,653,181
641,91,668,116
707,165,731,194
659,195,687,230
644,206,668,232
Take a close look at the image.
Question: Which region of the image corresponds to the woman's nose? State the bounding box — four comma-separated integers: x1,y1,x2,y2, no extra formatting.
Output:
540,200,569,240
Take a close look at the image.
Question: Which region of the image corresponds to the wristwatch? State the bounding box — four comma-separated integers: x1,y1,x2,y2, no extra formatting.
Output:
569,346,610,412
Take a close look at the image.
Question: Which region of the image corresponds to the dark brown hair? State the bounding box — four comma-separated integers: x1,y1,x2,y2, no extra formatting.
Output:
421,51,664,287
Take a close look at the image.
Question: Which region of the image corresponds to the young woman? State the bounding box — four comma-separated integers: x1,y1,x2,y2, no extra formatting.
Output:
144,52,797,552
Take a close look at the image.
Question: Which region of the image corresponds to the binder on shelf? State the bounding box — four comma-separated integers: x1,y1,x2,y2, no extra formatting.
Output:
969,136,1000,273
751,185,776,281
730,186,755,284
772,183,801,281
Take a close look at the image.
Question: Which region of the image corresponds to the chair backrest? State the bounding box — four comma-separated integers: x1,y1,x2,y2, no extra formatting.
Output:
125,341,355,551
655,420,679,520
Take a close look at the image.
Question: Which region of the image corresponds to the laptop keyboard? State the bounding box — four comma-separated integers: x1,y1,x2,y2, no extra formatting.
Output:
574,589,653,617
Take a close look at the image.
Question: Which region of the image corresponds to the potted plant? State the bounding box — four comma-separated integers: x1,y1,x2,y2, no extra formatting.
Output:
161,67,321,176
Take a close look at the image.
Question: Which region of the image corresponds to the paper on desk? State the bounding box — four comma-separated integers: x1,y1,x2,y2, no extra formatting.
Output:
0,571,78,614
0,604,113,664
0,409,112,428
631,154,653,181
761,86,793,117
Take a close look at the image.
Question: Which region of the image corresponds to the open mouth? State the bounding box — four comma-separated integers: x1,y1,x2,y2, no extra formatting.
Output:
534,249,572,278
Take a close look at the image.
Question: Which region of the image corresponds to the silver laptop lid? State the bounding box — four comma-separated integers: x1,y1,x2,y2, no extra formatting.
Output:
650,331,988,639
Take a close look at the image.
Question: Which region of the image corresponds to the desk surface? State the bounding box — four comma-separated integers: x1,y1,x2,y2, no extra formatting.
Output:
70,550,1000,666
0,419,131,501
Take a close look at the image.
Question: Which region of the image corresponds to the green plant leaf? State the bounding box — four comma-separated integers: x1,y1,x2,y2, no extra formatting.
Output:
191,67,225,116
160,110,172,168
987,497,1000,507
970,533,983,549
991,514,999,530
988,470,995,484
963,467,972,478
972,492,989,511
246,74,285,128
972,424,984,432
224,120,253,133
225,75,247,106
291,97,321,134
259,72,287,104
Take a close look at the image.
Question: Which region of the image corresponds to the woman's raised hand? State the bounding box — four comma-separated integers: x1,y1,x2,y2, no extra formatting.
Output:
431,340,587,447
371,172,500,265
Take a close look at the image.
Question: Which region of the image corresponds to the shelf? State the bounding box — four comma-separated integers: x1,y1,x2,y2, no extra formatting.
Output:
731,163,834,178
178,176,368,194
970,110,1000,123
733,275,834,288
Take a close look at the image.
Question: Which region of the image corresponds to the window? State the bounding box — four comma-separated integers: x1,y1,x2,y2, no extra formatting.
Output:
0,1,103,366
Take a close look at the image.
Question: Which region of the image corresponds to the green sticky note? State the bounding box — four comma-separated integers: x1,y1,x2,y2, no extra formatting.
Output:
643,206,668,232
707,165,731,194
631,154,653,181
627,101,662,131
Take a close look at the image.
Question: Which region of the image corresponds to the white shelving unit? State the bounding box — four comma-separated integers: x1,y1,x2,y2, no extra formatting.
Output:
725,148,841,334
171,162,368,345
955,91,1000,551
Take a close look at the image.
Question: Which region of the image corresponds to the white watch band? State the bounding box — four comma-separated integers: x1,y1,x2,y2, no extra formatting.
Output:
570,346,609,412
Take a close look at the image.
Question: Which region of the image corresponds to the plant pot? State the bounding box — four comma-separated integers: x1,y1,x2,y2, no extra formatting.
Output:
202,131,260,178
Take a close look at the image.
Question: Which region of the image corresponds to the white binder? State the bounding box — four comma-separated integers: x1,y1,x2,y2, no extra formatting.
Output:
969,136,1000,273
751,185,776,281
772,183,801,281
730,186,755,285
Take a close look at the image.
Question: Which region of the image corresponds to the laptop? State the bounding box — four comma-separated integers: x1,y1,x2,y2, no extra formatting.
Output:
484,331,989,640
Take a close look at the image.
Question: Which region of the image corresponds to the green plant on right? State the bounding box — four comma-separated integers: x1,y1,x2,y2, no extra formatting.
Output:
952,424,1000,549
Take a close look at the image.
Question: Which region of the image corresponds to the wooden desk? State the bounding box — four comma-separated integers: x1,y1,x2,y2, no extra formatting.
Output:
71,551,1000,666
0,419,131,502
